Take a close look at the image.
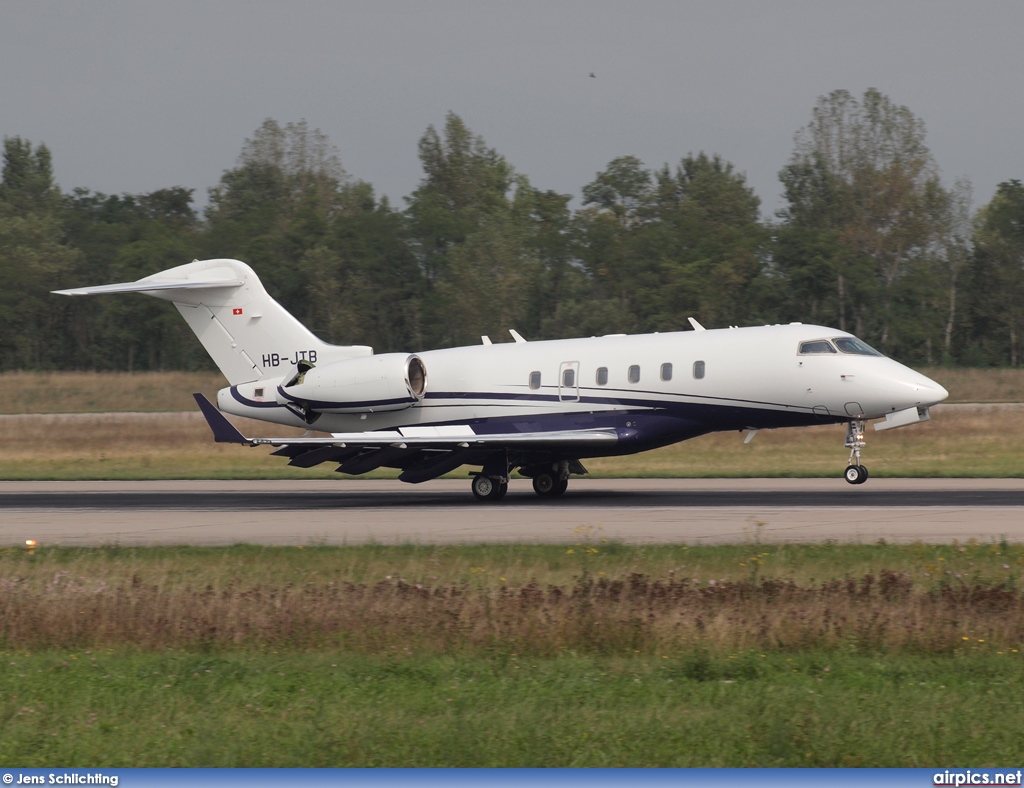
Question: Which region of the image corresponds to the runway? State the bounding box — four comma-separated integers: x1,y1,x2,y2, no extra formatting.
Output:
2,478,1023,546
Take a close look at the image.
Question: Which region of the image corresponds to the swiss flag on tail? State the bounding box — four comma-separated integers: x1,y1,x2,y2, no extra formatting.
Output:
232,308,243,315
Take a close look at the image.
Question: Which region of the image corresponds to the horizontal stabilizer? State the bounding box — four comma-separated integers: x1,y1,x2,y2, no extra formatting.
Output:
53,277,243,296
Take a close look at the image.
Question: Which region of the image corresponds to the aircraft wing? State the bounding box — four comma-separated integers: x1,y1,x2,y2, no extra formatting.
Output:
193,393,619,482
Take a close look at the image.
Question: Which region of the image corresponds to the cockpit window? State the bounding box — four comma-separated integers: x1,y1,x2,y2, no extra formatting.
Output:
833,337,883,356
798,340,837,355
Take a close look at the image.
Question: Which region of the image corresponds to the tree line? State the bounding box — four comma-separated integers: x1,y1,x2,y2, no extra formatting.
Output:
1,88,1022,373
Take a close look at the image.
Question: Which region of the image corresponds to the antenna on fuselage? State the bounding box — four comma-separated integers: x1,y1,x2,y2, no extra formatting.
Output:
509,330,527,343
687,317,706,331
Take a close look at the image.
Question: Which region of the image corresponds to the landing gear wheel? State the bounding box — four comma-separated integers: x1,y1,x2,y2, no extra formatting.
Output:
472,475,508,501
532,473,555,496
844,464,868,485
532,473,568,497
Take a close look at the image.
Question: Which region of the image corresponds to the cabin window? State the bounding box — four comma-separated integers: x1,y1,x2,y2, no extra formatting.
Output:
596,367,608,386
799,339,837,355
254,388,264,398
660,363,673,381
833,337,883,356
693,360,705,379
628,365,640,384
562,368,575,388
529,371,541,390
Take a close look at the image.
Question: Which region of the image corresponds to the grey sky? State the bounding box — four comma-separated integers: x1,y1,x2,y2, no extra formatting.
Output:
2,1,1021,217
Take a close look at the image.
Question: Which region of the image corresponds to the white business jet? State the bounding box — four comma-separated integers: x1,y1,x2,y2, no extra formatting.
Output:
55,258,948,501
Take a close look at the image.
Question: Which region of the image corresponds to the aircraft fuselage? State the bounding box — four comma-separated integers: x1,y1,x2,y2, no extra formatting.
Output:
221,323,947,458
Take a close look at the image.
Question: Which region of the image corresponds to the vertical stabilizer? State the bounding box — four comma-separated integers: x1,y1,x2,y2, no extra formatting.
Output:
53,258,372,385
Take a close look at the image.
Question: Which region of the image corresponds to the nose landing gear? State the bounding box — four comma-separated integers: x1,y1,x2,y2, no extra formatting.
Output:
844,420,869,484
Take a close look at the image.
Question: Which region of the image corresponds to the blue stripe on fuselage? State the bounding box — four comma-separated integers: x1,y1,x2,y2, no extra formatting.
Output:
227,384,843,451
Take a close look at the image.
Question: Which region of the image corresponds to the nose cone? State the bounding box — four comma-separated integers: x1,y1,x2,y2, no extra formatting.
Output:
929,380,950,405
899,368,949,408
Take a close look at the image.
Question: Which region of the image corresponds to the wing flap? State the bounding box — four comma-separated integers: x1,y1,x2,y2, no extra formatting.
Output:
398,450,474,484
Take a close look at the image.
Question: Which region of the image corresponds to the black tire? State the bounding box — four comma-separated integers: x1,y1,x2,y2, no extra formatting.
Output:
532,473,556,496
472,475,507,501
472,475,495,500
533,473,568,497
844,464,866,485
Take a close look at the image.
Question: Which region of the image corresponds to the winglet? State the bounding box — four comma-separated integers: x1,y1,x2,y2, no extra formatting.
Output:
193,393,248,444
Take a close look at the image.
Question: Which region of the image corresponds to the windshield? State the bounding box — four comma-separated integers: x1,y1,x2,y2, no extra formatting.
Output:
798,339,837,355
833,337,883,356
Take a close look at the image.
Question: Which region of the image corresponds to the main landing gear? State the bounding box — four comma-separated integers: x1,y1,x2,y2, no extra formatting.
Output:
530,460,571,498
843,419,869,485
471,473,508,501
470,460,575,501
532,471,568,498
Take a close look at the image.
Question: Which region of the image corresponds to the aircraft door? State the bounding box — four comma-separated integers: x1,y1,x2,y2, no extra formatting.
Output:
558,361,580,402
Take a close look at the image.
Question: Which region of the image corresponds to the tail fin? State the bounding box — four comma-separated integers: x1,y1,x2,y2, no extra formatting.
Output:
54,258,371,384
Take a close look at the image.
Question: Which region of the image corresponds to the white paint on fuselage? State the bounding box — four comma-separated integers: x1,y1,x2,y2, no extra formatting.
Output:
218,323,948,440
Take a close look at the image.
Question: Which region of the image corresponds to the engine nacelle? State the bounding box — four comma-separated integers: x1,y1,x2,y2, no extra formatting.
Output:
276,353,427,415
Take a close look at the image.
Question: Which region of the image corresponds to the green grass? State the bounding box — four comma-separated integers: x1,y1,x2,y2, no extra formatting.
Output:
2,650,1022,766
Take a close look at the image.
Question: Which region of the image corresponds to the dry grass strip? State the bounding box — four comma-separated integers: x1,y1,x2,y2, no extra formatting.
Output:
2,570,1020,655
0,405,1022,478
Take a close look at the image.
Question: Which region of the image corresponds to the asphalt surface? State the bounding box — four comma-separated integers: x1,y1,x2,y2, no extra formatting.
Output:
1,478,1022,546
1,483,1022,510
